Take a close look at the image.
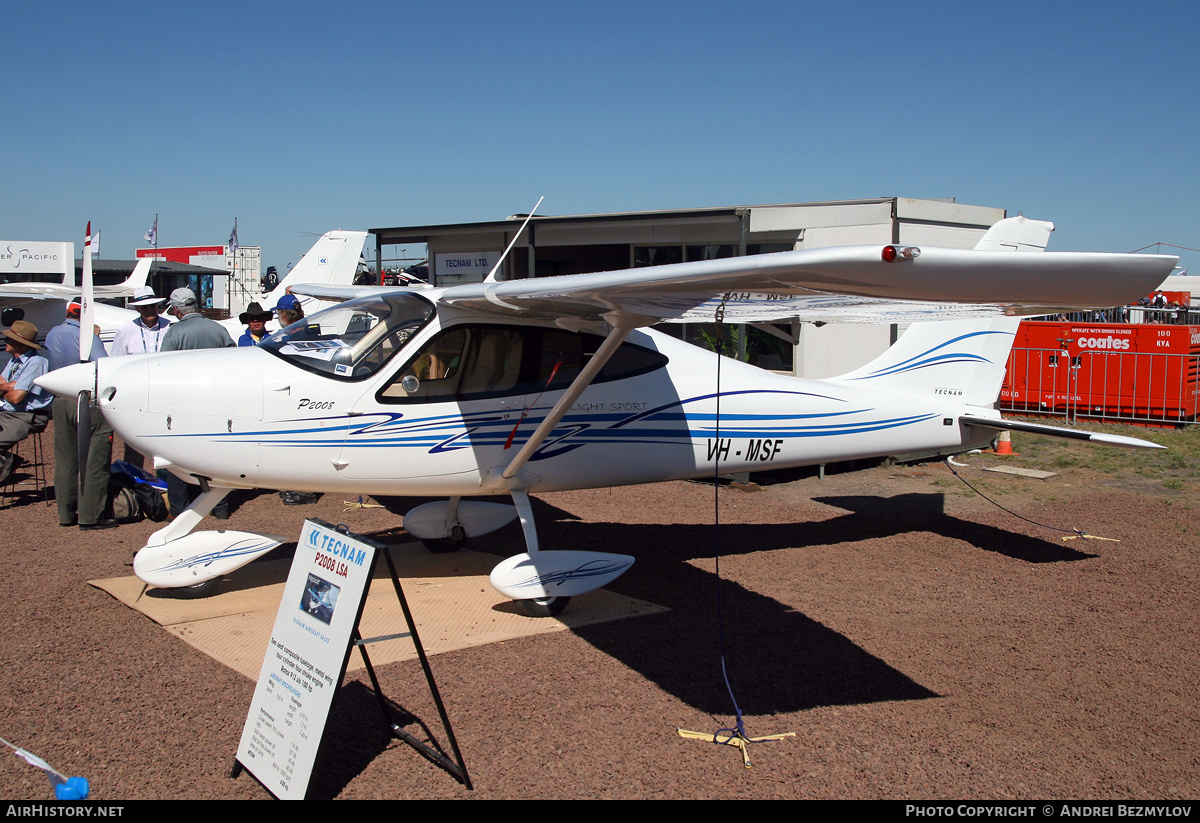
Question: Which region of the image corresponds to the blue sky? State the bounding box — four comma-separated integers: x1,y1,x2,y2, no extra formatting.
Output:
4,1,1197,275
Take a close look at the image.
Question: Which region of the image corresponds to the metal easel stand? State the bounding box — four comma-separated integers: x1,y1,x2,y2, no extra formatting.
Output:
354,545,472,790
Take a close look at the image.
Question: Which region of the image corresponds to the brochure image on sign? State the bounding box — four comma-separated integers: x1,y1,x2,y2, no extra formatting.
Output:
301,573,340,625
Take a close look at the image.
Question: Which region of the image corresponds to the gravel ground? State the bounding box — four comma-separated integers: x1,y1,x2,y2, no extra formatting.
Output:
1,427,1196,800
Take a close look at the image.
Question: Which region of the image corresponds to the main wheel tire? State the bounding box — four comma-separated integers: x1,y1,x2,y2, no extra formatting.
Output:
421,524,467,553
517,596,571,617
167,578,220,599
422,537,466,553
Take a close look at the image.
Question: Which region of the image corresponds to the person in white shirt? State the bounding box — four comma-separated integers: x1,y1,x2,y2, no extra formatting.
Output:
110,286,170,471
111,287,169,356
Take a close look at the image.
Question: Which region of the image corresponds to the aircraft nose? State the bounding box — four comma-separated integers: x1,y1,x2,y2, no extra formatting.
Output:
35,361,96,398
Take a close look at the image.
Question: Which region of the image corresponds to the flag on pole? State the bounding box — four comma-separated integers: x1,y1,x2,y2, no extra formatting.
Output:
90,230,101,258
144,215,158,247
228,218,238,255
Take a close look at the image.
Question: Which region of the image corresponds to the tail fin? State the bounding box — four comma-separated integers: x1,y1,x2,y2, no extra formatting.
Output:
265,230,368,304
972,214,1054,252
118,257,152,292
827,316,1020,406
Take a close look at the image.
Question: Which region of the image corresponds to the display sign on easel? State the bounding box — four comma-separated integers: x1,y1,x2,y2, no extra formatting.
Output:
235,519,380,800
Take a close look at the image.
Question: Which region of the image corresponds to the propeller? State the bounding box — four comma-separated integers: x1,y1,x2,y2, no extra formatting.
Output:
77,221,97,506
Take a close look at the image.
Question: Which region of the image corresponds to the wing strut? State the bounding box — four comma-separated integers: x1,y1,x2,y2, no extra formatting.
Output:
498,312,641,482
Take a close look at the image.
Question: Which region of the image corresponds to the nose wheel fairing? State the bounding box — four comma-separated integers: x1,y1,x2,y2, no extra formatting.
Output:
133,488,284,590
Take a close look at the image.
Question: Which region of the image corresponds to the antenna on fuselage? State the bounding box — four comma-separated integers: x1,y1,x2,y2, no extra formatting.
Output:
483,195,544,284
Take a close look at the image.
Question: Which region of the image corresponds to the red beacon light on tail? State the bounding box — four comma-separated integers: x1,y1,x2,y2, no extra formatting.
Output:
882,245,921,262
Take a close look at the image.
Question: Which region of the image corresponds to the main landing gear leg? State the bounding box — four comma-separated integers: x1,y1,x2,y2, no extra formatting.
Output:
510,489,569,618
145,486,231,547
141,486,232,600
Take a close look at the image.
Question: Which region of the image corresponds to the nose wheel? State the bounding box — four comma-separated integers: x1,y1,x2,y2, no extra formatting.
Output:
518,596,571,618
167,578,221,599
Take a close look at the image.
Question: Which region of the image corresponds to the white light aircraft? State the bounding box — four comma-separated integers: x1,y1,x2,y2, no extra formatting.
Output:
38,216,1178,614
0,256,151,349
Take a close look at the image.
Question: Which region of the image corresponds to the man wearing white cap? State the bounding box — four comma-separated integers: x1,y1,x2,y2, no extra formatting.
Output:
111,286,170,356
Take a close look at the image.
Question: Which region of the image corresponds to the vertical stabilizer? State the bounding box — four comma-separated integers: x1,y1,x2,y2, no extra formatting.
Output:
118,257,152,292
827,317,1020,406
973,215,1054,252
266,230,369,303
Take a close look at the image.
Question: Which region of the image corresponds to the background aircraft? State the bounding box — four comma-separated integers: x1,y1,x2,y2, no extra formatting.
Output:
213,229,374,341
37,217,1178,613
0,257,151,351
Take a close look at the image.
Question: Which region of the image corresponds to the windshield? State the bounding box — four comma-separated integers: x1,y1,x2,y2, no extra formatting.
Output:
260,293,435,380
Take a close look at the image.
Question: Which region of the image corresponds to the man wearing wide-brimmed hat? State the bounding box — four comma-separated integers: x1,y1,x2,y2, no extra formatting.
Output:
237,301,272,347
0,320,51,483
111,286,170,356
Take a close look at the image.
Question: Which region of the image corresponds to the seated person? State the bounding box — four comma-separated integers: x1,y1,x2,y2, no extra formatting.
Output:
0,320,51,482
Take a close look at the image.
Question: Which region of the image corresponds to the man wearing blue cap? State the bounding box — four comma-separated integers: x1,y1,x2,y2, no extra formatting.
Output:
273,293,304,328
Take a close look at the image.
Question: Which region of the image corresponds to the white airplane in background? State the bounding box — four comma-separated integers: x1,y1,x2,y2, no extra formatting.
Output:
0,257,152,349
38,216,1178,614
214,229,381,341
0,229,371,352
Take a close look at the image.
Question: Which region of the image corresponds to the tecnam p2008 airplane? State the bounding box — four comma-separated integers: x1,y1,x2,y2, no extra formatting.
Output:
38,216,1177,614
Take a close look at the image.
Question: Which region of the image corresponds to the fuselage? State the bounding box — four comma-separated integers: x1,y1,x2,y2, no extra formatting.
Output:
56,292,990,497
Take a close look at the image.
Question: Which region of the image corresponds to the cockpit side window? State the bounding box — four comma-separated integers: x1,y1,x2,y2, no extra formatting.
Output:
379,324,668,404
260,293,434,381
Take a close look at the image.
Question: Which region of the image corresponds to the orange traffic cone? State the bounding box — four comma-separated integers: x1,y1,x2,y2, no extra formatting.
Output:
993,430,1016,456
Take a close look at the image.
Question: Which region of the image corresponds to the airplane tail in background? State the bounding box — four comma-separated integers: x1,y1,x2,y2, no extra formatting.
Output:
119,257,152,293
972,214,1054,252
825,215,1055,405
265,230,369,305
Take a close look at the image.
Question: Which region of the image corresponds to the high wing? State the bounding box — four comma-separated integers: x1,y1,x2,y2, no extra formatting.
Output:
294,244,1177,326
0,257,152,302
441,246,1178,325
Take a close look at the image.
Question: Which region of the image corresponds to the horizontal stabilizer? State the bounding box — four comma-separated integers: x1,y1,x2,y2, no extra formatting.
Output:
960,415,1165,450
